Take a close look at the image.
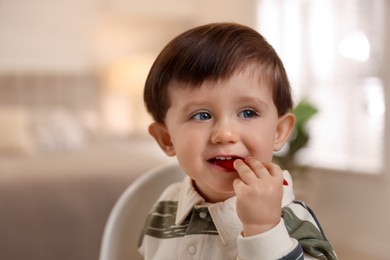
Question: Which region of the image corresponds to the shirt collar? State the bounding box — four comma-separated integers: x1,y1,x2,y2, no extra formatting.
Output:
174,176,241,244
281,170,295,207
174,171,295,244
175,176,205,225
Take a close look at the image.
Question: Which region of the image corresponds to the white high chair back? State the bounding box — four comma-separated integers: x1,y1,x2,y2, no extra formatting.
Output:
99,163,184,260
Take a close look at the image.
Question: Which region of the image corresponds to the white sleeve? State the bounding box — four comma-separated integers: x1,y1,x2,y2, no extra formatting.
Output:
236,218,299,260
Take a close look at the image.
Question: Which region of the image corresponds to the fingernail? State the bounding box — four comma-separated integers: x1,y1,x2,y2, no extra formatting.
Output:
234,158,242,163
234,158,243,166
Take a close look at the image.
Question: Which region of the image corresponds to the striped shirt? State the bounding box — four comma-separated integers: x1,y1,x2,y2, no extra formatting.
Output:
138,171,337,259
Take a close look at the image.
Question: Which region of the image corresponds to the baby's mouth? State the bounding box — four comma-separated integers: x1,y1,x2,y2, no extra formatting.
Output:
208,156,289,185
208,156,243,171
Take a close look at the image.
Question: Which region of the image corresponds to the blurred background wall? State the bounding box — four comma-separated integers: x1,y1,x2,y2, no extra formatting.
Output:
0,0,389,259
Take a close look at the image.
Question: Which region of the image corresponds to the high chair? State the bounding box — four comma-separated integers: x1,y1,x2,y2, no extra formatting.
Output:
99,163,184,260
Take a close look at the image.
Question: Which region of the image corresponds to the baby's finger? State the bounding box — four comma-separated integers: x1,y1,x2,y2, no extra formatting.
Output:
233,159,257,184
262,162,287,185
261,162,282,177
244,157,270,179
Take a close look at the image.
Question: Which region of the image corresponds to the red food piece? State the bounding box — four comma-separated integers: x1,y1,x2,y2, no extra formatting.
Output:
214,159,236,171
212,159,288,186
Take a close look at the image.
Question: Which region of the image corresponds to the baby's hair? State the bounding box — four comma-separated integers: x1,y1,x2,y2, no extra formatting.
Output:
144,22,293,123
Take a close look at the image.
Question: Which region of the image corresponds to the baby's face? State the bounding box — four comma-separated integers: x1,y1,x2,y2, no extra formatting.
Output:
163,68,285,202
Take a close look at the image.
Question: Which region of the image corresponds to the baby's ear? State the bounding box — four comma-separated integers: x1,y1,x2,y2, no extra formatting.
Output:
148,122,176,156
274,113,296,151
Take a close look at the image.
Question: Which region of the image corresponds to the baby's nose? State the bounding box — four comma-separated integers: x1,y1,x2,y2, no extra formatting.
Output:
210,122,239,144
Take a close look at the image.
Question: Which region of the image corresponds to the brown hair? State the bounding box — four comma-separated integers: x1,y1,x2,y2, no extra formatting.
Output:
144,22,293,123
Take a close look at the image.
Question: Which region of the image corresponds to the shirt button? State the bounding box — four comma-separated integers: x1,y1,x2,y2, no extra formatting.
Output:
199,211,208,219
188,246,197,255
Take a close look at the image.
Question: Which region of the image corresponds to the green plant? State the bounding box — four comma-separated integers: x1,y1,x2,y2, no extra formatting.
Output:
274,100,318,171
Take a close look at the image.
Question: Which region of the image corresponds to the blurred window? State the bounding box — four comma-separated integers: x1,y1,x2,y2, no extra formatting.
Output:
257,0,386,173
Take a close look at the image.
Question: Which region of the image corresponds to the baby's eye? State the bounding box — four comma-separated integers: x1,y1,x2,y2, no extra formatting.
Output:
191,111,212,121
238,109,258,118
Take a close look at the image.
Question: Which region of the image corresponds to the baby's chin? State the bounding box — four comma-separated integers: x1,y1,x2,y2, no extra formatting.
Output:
192,180,236,203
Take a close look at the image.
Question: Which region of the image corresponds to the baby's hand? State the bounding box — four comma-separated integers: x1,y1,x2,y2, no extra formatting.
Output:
233,157,284,237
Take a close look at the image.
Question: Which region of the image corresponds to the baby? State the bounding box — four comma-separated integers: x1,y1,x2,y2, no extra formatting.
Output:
138,22,337,260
